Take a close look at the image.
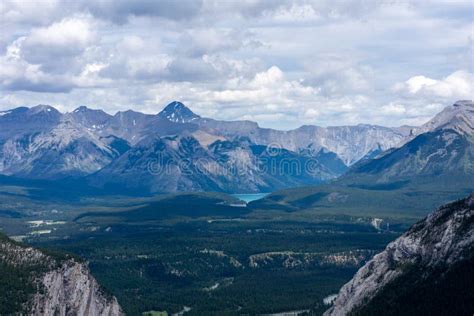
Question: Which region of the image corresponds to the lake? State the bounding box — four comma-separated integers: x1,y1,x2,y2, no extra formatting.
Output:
232,193,269,203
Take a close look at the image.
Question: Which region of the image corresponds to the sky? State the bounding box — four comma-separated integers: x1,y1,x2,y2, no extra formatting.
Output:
0,0,473,129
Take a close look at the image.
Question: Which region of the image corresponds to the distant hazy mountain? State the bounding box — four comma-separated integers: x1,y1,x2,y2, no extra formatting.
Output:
325,193,474,316
194,118,407,166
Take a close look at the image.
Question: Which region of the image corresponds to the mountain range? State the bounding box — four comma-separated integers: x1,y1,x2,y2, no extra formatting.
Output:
0,100,472,194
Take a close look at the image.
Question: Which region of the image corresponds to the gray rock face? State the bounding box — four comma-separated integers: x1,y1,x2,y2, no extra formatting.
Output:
0,234,123,315
324,193,474,316
31,261,123,316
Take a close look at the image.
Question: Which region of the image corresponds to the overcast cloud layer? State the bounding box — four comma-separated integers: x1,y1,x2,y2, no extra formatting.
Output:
0,0,473,129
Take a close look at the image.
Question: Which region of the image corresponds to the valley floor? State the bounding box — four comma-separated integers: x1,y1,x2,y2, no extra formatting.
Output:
0,185,462,315
35,219,398,315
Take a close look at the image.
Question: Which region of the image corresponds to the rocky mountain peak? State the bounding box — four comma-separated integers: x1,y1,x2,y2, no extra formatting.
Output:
114,109,150,120
70,105,112,127
411,100,473,137
28,104,60,116
453,99,473,107
158,101,200,123
73,105,90,113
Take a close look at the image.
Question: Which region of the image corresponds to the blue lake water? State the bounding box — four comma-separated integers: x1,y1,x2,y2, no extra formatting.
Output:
231,193,269,203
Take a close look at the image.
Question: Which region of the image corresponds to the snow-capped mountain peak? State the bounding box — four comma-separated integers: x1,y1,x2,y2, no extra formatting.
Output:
158,101,200,123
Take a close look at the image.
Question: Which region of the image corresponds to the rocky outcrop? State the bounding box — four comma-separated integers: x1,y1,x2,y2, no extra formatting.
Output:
31,260,122,316
324,193,474,316
0,234,123,315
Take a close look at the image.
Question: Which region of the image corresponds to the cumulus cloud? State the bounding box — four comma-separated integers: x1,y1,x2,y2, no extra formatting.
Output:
20,16,97,72
200,66,316,106
0,38,72,92
25,16,95,50
393,70,474,100
0,20,107,93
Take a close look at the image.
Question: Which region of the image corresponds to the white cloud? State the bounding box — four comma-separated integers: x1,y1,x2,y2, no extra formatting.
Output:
203,66,316,106
20,16,97,67
27,16,95,48
0,0,62,25
0,26,107,93
402,76,438,94
0,15,102,79
394,70,474,100
251,66,284,87
304,108,320,119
